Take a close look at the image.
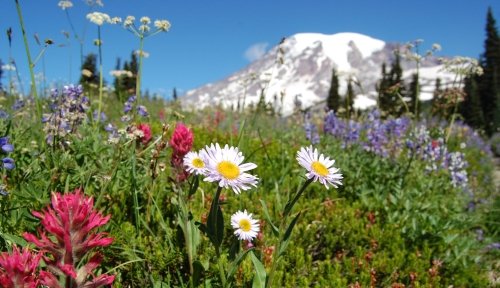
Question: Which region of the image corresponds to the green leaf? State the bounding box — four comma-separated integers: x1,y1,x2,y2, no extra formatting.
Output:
0,232,27,247
188,175,199,197
259,199,279,237
250,251,266,288
192,260,205,287
227,248,253,281
279,211,301,256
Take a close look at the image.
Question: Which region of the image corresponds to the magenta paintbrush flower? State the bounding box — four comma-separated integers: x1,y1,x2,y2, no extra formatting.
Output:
0,246,42,288
23,188,114,287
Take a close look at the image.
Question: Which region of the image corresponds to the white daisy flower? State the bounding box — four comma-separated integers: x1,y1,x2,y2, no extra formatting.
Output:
184,150,208,176
296,146,343,189
203,143,258,194
231,210,259,241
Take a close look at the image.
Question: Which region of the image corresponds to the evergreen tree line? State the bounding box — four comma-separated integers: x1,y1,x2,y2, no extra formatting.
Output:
326,7,500,137
459,7,500,136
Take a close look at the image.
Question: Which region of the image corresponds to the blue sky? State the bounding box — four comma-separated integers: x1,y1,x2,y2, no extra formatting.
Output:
1,0,500,99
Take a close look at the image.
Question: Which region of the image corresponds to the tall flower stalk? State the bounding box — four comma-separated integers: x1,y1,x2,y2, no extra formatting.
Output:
265,146,342,288
439,56,483,142
87,12,121,123
122,16,171,104
14,0,41,121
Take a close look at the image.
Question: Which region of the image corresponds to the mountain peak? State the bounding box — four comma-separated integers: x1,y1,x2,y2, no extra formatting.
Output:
181,32,453,116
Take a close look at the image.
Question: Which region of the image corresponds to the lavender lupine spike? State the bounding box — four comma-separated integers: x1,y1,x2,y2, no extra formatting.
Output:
23,189,115,287
43,84,89,146
304,111,320,145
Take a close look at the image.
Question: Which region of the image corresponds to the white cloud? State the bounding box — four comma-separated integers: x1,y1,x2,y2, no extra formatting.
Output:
244,42,268,62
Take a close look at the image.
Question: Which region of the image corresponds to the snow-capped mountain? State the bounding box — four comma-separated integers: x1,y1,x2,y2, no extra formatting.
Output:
180,32,456,116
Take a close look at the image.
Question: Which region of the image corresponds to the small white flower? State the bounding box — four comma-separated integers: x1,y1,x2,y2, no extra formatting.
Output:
110,17,122,24
154,19,171,32
203,143,258,194
1,64,16,71
296,146,343,189
140,16,151,25
184,150,208,175
86,12,111,26
58,0,73,10
124,16,135,27
139,25,150,33
134,50,150,58
231,210,260,241
81,69,93,78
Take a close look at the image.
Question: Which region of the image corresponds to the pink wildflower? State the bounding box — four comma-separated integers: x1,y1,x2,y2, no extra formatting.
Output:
169,123,194,182
23,188,114,287
0,246,42,288
137,123,152,145
170,123,193,156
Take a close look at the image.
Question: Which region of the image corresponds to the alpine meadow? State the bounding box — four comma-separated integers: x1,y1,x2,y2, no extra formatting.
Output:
0,1,500,287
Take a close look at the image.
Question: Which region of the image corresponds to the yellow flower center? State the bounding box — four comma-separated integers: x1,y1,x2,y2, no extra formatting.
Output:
311,161,329,177
192,158,205,168
217,161,240,180
239,219,252,232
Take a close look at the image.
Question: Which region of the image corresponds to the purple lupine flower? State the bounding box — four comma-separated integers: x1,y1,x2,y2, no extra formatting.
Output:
137,105,149,117
343,120,361,147
43,84,89,147
304,111,320,145
0,137,13,153
0,110,9,119
104,123,116,133
93,111,107,122
11,99,25,111
2,158,15,170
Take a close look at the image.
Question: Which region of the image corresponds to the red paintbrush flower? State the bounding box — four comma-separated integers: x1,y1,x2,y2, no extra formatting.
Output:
23,188,114,287
170,123,193,156
0,246,42,288
137,123,152,145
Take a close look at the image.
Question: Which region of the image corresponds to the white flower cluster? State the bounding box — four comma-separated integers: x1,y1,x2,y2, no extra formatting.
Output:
109,70,133,78
58,0,73,10
122,15,171,37
439,56,484,76
87,12,121,26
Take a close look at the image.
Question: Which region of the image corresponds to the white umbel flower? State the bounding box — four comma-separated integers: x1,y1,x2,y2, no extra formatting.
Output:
58,0,73,10
86,12,111,26
296,146,343,189
203,143,258,194
184,150,208,176
231,210,259,241
124,16,135,27
154,19,171,32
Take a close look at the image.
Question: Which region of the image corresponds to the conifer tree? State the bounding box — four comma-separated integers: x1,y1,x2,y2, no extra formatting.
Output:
431,78,444,117
461,76,485,130
345,78,354,119
407,73,420,116
377,62,391,113
326,68,340,112
478,7,500,135
172,87,178,101
79,53,99,90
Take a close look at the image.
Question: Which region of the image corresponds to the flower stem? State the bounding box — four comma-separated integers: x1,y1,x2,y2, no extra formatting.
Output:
266,178,313,288
97,25,104,123
136,36,144,104
14,0,41,121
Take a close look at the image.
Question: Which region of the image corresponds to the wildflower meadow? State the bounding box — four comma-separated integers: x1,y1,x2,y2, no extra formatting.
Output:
0,1,499,287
